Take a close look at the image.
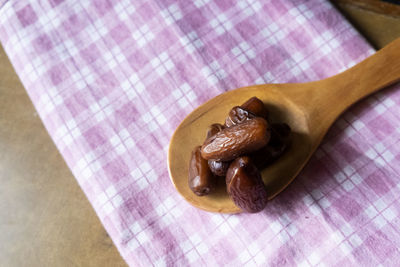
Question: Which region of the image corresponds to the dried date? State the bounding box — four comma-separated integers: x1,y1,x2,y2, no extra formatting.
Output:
251,123,291,169
208,160,230,177
225,106,256,127
201,118,271,161
241,96,268,120
189,146,216,196
226,156,268,213
206,123,225,139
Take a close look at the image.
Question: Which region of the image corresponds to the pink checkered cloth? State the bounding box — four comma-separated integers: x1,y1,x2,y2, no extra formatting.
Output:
2,0,400,265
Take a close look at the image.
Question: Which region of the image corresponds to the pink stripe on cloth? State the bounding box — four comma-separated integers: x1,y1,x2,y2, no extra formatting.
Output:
1,0,400,265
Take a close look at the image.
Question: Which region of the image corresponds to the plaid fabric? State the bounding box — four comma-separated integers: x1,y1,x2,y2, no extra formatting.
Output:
1,0,400,266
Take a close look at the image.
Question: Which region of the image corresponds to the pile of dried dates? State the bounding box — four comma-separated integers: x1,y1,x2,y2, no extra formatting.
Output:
188,97,291,213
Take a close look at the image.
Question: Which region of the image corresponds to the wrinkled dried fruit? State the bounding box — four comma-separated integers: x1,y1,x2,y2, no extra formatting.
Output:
201,118,271,161
251,123,291,169
225,106,256,127
188,96,290,205
206,123,225,139
241,96,268,119
271,123,291,138
208,159,230,176
189,146,216,196
226,156,268,213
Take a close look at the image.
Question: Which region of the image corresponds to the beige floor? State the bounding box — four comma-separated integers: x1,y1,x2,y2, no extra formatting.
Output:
0,2,399,266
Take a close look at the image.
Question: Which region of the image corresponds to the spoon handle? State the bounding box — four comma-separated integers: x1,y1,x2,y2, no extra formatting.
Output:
305,37,400,126
332,37,400,106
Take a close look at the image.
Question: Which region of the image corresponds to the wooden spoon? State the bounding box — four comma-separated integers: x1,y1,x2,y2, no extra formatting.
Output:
168,37,400,213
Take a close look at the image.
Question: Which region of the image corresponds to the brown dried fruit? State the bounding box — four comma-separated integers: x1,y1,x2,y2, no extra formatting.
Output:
206,123,225,139
226,156,268,213
201,118,271,161
208,160,230,176
251,123,291,170
271,123,291,138
241,96,268,119
188,146,216,196
225,106,256,127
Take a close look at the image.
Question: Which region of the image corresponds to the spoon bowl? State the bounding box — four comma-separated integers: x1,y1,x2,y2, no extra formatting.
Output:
168,38,400,213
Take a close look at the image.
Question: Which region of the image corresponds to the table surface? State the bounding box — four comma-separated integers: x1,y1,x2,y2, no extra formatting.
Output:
1,2,400,266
